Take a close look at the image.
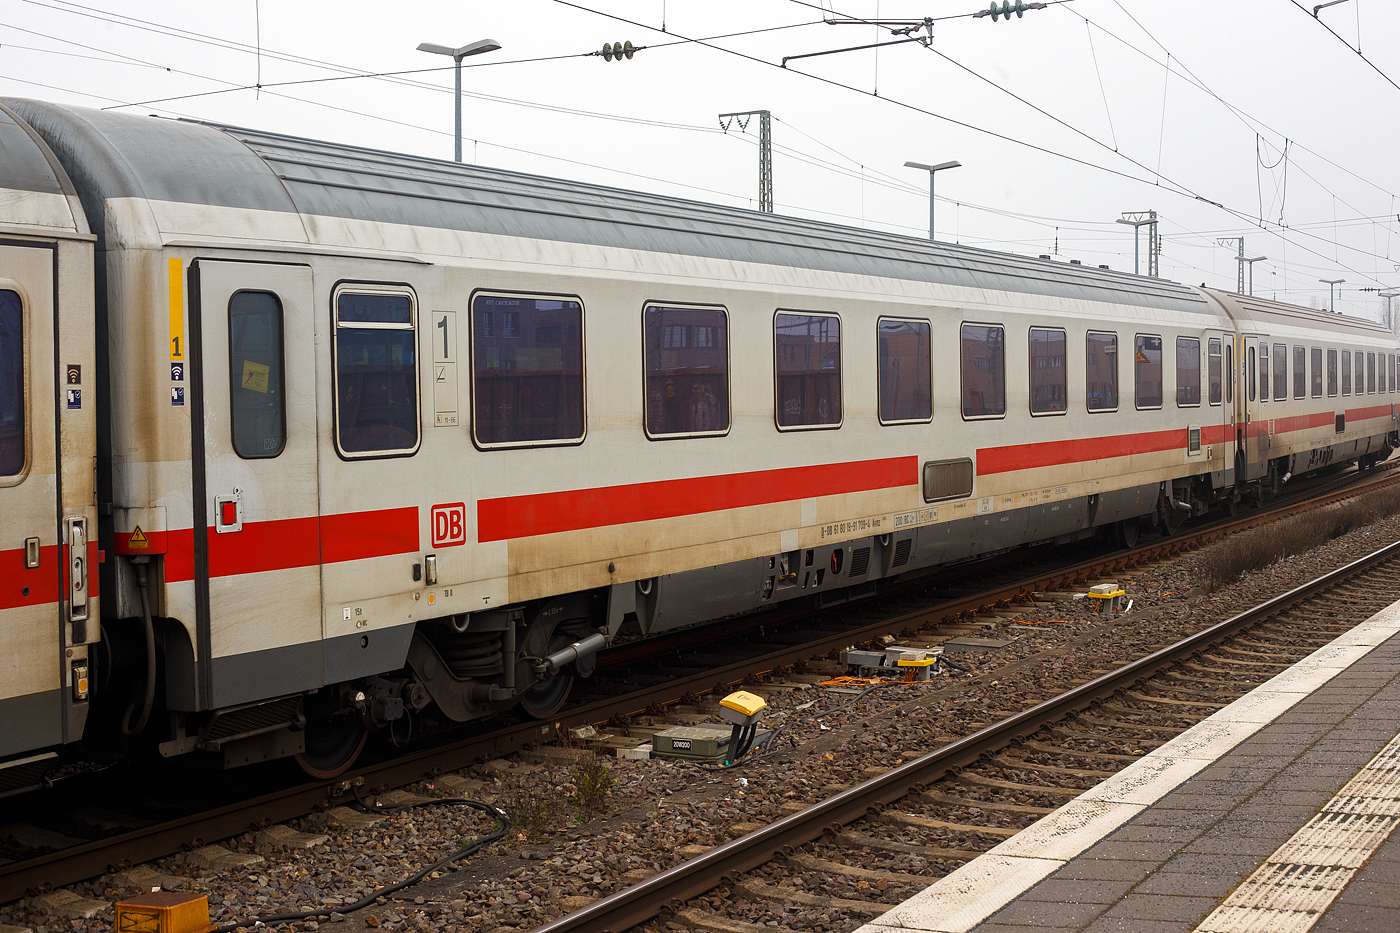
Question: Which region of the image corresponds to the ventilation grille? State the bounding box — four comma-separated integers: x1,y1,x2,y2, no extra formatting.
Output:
892,538,913,568
201,695,303,742
923,458,974,502
848,547,871,577
1188,426,1202,453
1337,413,1346,433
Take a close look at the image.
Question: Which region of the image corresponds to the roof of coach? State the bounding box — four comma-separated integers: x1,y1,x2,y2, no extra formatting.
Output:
2,98,1212,315
1205,288,1395,341
0,104,86,234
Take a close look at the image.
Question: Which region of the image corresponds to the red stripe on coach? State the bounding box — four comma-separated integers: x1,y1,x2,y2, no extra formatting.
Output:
977,428,1187,476
476,456,919,543
161,506,420,581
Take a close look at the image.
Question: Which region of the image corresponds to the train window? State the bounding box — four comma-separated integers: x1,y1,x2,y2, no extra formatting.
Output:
1029,327,1067,415
1341,351,1352,396
1086,331,1118,412
1311,348,1323,398
877,318,932,424
1293,346,1306,400
1226,343,1233,404
1247,346,1255,402
1272,343,1287,401
228,291,286,459
1328,349,1338,396
472,294,585,446
960,323,1005,418
1207,339,1221,405
334,287,420,456
643,304,729,438
0,289,22,477
1135,335,1163,409
775,312,842,429
1176,337,1200,407
1391,354,1396,392
1258,344,1268,404
1368,352,1376,394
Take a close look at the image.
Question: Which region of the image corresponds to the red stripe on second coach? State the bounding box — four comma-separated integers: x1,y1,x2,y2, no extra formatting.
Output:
477,456,919,543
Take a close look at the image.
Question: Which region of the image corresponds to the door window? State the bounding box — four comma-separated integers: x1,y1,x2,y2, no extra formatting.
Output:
1259,344,1268,404
1207,338,1221,405
334,287,420,456
0,290,21,476
228,291,286,458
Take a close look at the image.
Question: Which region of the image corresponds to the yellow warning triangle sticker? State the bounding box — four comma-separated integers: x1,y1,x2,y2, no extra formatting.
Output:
128,526,149,549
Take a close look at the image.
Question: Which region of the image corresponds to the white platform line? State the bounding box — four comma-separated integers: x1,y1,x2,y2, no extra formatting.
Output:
853,602,1400,933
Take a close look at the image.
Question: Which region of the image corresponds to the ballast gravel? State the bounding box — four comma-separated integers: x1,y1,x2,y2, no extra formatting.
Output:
6,492,1400,933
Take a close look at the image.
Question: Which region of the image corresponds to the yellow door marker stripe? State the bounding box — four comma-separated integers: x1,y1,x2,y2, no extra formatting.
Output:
168,257,183,361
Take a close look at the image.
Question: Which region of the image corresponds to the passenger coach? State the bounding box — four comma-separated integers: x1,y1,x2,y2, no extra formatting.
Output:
0,98,1395,785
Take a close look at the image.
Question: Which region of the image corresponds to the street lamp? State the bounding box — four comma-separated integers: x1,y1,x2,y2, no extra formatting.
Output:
1320,278,1345,314
418,38,503,162
1242,256,1266,296
904,160,961,241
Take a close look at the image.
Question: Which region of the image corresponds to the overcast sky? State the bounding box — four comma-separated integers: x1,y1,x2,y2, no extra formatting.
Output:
3,0,1398,321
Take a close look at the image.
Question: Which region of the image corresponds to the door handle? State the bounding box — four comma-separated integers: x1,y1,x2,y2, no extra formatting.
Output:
66,518,88,623
24,536,39,568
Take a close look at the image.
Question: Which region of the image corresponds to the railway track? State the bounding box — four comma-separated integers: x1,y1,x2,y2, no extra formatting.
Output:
536,520,1400,933
2,463,1396,906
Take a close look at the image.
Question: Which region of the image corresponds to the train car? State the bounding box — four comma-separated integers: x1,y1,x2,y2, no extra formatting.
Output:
0,103,98,795
0,97,1395,783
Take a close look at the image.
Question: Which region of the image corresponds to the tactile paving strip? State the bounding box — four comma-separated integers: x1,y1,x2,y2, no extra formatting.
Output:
1194,730,1400,932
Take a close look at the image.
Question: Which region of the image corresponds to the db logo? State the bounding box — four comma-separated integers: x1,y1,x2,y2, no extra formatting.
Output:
430,502,468,548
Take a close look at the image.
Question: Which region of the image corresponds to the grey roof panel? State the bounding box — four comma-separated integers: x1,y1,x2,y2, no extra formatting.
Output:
1,100,1212,316
0,105,67,196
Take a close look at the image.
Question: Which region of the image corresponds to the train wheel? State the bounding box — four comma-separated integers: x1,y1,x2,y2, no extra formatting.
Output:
1160,506,1186,537
518,673,574,719
1224,495,1239,517
1116,518,1140,548
295,716,368,779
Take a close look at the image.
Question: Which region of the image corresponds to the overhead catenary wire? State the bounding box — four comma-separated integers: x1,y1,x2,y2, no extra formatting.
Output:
5,0,1393,302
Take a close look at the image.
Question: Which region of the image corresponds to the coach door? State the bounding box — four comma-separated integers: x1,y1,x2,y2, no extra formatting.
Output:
193,259,323,708
0,242,66,755
1237,334,1267,482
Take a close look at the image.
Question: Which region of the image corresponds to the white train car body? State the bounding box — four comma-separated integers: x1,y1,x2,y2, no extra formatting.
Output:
1,98,1395,778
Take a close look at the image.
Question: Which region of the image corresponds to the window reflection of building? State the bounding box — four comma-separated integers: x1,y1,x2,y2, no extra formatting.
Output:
473,295,584,444
961,324,1005,417
775,313,841,427
645,306,729,435
878,320,931,422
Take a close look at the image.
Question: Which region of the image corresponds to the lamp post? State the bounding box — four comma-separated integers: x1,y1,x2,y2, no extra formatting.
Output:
1242,256,1266,296
1320,277,1345,314
904,160,961,241
417,38,503,162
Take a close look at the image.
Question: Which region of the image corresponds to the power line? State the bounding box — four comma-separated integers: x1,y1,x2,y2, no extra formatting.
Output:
1287,0,1400,96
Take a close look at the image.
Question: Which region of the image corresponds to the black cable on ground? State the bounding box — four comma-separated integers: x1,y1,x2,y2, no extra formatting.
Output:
211,796,509,932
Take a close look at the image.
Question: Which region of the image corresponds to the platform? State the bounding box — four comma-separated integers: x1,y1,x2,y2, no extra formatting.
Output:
854,599,1400,933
